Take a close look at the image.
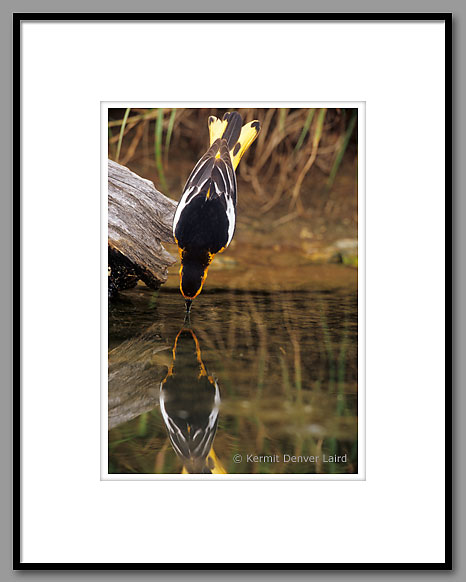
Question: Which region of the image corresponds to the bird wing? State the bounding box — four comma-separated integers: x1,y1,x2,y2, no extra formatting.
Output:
173,139,237,242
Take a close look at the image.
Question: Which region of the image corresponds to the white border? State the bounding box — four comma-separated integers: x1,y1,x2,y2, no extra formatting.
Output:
21,20,445,564
101,101,366,481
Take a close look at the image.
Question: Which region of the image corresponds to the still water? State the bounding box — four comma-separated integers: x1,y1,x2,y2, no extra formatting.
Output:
108,276,358,475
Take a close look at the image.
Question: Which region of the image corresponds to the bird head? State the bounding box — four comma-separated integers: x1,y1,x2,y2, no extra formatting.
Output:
180,258,210,301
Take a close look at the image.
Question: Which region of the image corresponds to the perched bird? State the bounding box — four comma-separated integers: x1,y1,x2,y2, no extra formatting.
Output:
173,111,260,312
159,327,225,474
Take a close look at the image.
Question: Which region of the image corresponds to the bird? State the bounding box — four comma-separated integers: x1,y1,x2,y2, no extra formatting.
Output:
159,326,226,474
173,111,260,313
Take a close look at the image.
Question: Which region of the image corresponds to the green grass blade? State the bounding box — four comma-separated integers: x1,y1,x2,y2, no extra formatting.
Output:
336,324,349,416
278,108,287,133
326,109,357,190
313,108,327,149
319,304,336,392
115,108,130,163
155,108,167,191
294,108,315,153
137,412,149,437
164,109,176,162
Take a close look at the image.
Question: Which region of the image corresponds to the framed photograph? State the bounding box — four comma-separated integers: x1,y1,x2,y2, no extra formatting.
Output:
15,13,451,568
104,102,363,481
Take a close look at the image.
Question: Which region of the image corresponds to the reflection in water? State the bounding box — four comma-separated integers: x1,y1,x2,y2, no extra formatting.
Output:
159,326,226,474
108,287,358,475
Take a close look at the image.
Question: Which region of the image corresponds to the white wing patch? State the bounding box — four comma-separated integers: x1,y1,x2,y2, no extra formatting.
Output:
226,194,236,246
173,185,195,237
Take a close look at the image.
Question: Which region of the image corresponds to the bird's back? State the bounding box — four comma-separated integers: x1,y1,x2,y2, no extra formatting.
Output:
174,138,236,255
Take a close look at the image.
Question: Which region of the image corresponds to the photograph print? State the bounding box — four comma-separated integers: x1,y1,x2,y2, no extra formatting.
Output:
106,106,360,477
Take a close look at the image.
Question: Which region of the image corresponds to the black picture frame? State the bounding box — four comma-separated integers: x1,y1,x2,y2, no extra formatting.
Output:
13,12,452,571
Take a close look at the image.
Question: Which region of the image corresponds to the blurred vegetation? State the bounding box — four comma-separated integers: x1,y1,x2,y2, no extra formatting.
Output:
108,107,358,223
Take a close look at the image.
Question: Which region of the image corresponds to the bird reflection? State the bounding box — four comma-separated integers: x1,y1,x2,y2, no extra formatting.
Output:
159,326,226,474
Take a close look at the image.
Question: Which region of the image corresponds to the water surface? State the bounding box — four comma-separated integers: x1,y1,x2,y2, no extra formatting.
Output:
108,278,358,475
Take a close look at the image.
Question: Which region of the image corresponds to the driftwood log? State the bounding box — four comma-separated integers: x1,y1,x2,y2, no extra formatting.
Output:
108,160,177,296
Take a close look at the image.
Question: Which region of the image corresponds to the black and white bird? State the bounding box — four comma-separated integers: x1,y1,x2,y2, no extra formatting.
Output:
159,327,225,474
173,111,260,312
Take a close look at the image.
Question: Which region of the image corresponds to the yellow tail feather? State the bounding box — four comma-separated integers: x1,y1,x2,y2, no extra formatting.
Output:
181,447,227,474
231,121,260,170
207,448,227,474
208,113,260,171
208,116,229,146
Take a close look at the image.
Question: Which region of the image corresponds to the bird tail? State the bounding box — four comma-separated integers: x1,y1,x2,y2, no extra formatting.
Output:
206,448,227,474
208,112,261,170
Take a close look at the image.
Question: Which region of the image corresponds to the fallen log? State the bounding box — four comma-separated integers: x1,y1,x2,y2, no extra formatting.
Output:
108,160,177,296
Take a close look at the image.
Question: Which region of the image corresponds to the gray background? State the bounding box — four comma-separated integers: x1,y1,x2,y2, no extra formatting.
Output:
2,0,461,579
